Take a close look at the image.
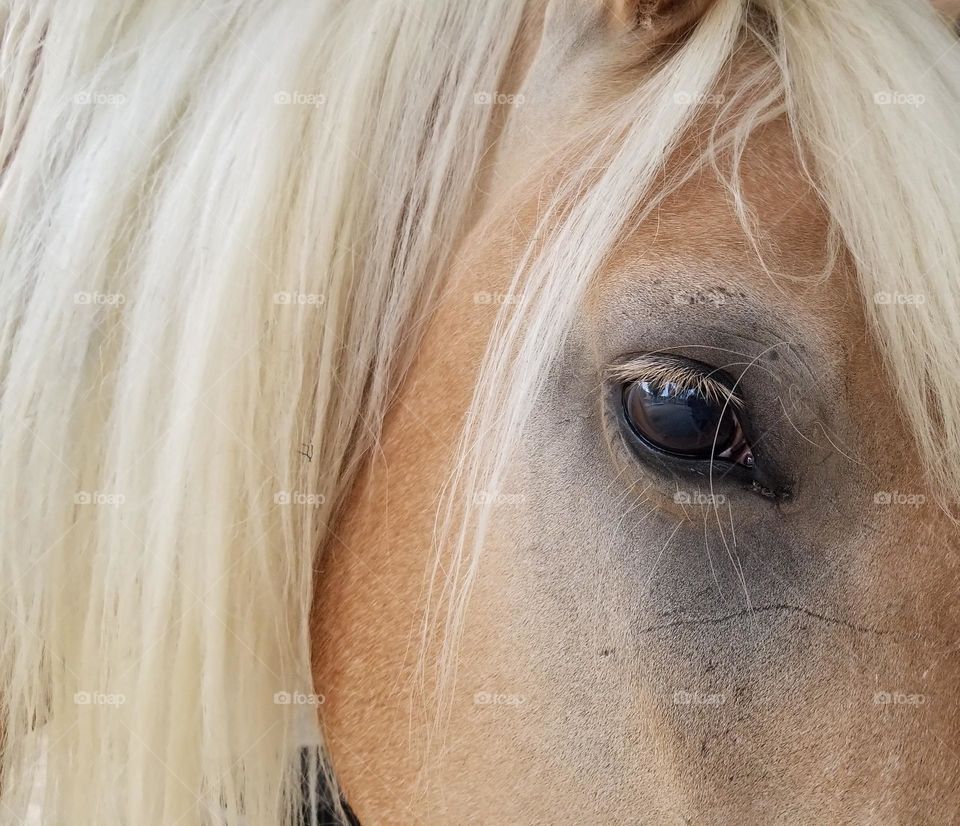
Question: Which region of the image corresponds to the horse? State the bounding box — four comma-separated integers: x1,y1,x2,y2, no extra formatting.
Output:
1,0,960,822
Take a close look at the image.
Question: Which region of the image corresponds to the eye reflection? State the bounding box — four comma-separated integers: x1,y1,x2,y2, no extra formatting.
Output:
620,363,754,468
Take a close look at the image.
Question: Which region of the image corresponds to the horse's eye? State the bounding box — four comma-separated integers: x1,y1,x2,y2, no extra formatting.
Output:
622,373,754,467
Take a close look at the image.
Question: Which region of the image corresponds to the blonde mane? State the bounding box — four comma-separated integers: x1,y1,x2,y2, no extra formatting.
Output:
0,0,958,823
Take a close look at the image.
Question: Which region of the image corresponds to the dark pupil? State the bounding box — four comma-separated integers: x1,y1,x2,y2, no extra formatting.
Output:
624,379,736,457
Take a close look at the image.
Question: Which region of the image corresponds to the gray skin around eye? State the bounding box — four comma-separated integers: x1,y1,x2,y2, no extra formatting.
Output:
482,325,873,812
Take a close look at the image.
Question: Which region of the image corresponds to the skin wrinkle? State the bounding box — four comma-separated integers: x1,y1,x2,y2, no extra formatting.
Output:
633,602,910,638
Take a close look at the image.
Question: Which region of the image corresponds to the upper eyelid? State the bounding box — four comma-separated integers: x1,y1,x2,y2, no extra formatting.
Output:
608,354,745,410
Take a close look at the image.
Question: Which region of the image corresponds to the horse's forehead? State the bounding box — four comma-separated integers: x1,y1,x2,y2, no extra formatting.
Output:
591,117,835,306
489,14,835,311
484,105,840,327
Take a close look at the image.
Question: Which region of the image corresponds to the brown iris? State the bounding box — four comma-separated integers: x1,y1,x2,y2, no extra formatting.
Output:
623,378,753,466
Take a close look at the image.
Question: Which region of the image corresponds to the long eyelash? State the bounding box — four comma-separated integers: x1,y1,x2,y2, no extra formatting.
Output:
609,355,745,409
